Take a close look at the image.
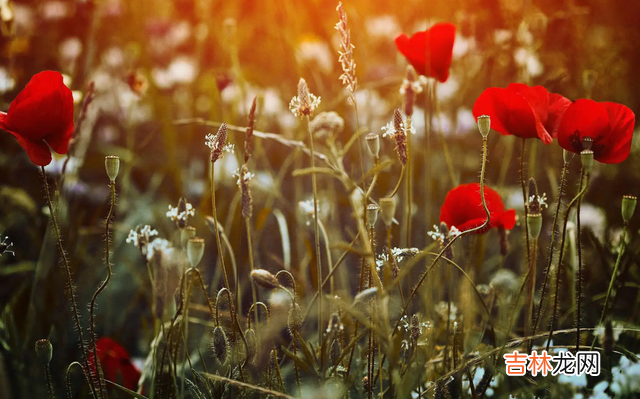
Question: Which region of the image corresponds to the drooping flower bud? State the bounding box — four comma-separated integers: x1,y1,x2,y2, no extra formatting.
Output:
366,204,379,229
365,132,380,158
105,155,120,183
580,150,594,176
477,115,491,138
211,326,228,364
251,269,281,290
244,328,257,363
34,339,53,365
379,197,396,227
187,237,205,268
621,195,637,224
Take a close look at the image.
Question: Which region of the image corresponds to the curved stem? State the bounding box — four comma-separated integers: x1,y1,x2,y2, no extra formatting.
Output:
529,161,568,351
388,165,405,198
591,225,629,350
89,181,116,398
547,168,589,352
40,167,98,399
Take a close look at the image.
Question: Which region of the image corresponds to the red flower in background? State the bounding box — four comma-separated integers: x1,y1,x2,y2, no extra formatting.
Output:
395,23,456,83
472,83,571,144
556,99,635,164
91,337,141,392
0,71,74,166
440,183,516,234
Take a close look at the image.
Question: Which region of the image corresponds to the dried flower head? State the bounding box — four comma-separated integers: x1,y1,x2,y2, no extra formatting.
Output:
0,236,15,257
309,111,345,138
335,2,357,99
527,177,548,214
245,97,257,163
381,109,413,165
126,225,158,258
205,123,234,163
234,165,254,219
399,65,423,117
166,199,195,228
289,78,321,118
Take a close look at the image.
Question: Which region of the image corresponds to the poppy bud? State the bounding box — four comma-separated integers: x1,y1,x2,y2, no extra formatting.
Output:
34,339,52,365
287,302,303,337
211,326,228,364
365,132,380,158
477,115,491,138
244,328,257,363
527,213,542,240
251,269,281,290
366,204,379,228
353,287,378,305
580,150,594,176
621,195,637,224
105,155,120,183
379,197,396,227
180,226,196,249
187,237,205,268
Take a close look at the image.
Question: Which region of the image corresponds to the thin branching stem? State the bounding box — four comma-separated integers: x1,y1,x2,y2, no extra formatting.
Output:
40,167,99,399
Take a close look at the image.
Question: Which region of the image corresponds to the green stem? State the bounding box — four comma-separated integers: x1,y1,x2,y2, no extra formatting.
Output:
529,161,568,351
245,217,260,340
40,167,99,399
306,116,323,346
521,139,531,283
404,116,413,247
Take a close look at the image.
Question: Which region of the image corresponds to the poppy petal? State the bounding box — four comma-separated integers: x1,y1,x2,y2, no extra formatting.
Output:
507,83,550,125
597,102,635,163
545,92,572,137
499,209,517,230
395,22,455,82
557,99,609,156
6,129,53,166
395,32,426,76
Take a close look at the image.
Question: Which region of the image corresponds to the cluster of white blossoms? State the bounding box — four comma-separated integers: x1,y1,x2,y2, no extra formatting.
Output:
375,247,420,272
381,118,415,139
126,225,158,247
427,224,461,243
528,192,549,209
166,201,195,224
205,132,234,157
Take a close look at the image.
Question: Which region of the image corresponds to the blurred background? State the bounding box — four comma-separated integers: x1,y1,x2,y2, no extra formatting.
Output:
0,0,639,397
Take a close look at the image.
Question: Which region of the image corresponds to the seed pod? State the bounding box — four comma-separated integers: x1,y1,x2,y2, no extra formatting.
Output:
187,237,205,268
580,150,594,175
365,133,380,158
366,204,379,229
477,115,491,138
527,213,542,240
34,339,52,365
211,326,228,364
251,269,281,290
180,226,196,249
379,197,396,227
622,195,637,224
105,155,120,182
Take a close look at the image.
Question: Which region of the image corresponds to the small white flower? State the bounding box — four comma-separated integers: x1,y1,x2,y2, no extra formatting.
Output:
166,202,195,224
399,78,424,95
289,93,321,118
233,167,255,186
205,132,235,155
126,229,139,246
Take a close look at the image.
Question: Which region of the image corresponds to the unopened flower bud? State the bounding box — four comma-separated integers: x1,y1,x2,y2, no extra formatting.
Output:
366,204,379,228
365,133,380,158
580,150,594,176
244,328,257,363
379,197,396,227
187,237,205,268
621,195,637,224
211,326,228,364
527,213,542,240
105,155,120,182
251,269,281,290
477,115,491,138
35,339,52,365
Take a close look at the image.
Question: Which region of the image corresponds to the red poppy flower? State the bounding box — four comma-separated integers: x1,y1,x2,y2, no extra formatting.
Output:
0,71,74,166
440,183,516,234
395,22,456,83
91,337,141,391
472,83,571,144
556,99,635,164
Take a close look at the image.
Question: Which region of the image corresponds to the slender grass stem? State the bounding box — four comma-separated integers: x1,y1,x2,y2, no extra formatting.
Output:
529,161,568,351
389,165,405,198
547,168,589,352
404,116,413,247
521,139,531,281
89,180,116,399
576,182,584,350
244,217,260,338
388,226,405,307
591,225,629,350
40,167,99,399
525,238,538,338
306,115,323,345
44,364,55,399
